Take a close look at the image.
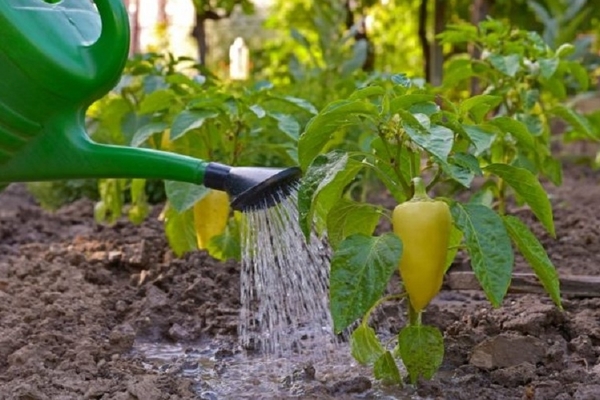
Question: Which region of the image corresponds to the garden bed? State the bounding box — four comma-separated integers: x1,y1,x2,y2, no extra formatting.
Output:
1,161,599,399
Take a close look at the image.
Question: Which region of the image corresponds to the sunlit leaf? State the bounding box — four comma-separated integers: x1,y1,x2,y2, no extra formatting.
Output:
327,199,382,249
397,325,444,384
451,203,513,307
503,215,561,308
374,351,403,385
485,164,555,236
351,324,385,365
330,234,402,333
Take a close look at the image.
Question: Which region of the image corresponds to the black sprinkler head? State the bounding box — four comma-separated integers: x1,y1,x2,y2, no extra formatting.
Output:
203,163,302,212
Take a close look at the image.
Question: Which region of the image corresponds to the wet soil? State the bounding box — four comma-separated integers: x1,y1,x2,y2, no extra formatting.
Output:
1,161,600,399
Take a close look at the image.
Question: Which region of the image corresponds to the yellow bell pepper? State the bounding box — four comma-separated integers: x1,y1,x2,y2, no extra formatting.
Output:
393,177,451,313
193,189,230,249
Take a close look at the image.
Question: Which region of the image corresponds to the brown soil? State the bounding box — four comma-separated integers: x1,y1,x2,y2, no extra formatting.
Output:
1,161,600,400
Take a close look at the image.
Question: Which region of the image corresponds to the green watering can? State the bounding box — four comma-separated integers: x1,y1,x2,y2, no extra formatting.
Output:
0,0,300,211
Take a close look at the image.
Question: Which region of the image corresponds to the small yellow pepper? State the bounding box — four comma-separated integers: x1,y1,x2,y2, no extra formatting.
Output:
193,189,230,249
392,177,451,313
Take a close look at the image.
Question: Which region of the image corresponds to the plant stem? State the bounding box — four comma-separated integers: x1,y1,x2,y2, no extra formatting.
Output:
361,293,407,327
408,301,422,326
411,176,430,201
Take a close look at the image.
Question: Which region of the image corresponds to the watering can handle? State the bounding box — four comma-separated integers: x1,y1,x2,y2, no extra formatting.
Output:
88,0,131,96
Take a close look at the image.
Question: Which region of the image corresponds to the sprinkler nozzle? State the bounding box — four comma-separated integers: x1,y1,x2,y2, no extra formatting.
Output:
203,163,302,211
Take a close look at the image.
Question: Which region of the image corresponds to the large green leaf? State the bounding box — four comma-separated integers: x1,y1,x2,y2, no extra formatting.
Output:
462,125,495,155
330,233,402,333
326,199,382,249
460,95,502,123
488,117,535,151
503,215,562,308
397,325,444,384
269,112,300,140
171,109,219,140
138,89,175,114
488,54,521,77
374,351,402,385
390,94,436,113
550,104,598,140
131,122,168,147
403,122,454,163
163,205,197,256
451,203,513,307
484,164,555,236
298,100,378,170
297,151,363,238
270,95,318,115
164,181,209,212
351,324,385,365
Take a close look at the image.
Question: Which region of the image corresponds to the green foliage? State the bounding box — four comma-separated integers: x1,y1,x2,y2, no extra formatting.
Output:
26,180,98,211
296,19,581,384
397,325,445,384
329,233,402,333
87,52,317,259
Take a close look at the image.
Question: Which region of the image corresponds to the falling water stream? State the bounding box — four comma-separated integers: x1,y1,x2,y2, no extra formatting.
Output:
239,184,334,357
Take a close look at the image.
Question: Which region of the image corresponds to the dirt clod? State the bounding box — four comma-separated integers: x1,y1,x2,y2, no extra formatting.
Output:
469,334,545,369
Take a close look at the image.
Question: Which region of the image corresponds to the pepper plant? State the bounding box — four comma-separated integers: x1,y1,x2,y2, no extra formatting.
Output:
87,52,317,260
297,19,594,384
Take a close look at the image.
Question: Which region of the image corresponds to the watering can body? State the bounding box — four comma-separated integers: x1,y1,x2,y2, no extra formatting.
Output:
0,0,208,186
0,0,300,211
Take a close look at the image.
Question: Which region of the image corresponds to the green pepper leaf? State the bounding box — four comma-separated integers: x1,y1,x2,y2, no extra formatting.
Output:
550,104,598,140
131,122,168,147
327,199,382,249
538,57,559,79
484,164,555,237
349,86,386,100
299,100,378,170
270,95,318,115
207,222,241,262
163,204,197,256
298,151,363,239
503,215,562,309
374,351,403,385
404,124,454,163
138,89,175,114
451,203,513,307
488,117,535,151
488,54,521,77
459,95,502,123
397,325,444,384
269,112,300,140
462,125,495,156
330,233,402,333
171,109,220,140
351,324,385,365
390,94,436,112
164,181,209,213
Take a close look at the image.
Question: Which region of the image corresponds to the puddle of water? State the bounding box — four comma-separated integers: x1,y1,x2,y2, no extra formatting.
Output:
134,339,411,399
239,186,334,357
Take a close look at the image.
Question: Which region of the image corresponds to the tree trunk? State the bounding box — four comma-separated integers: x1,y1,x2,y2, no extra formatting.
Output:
418,0,431,82
470,0,492,94
345,1,375,72
429,0,445,86
192,13,208,65
128,0,141,55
